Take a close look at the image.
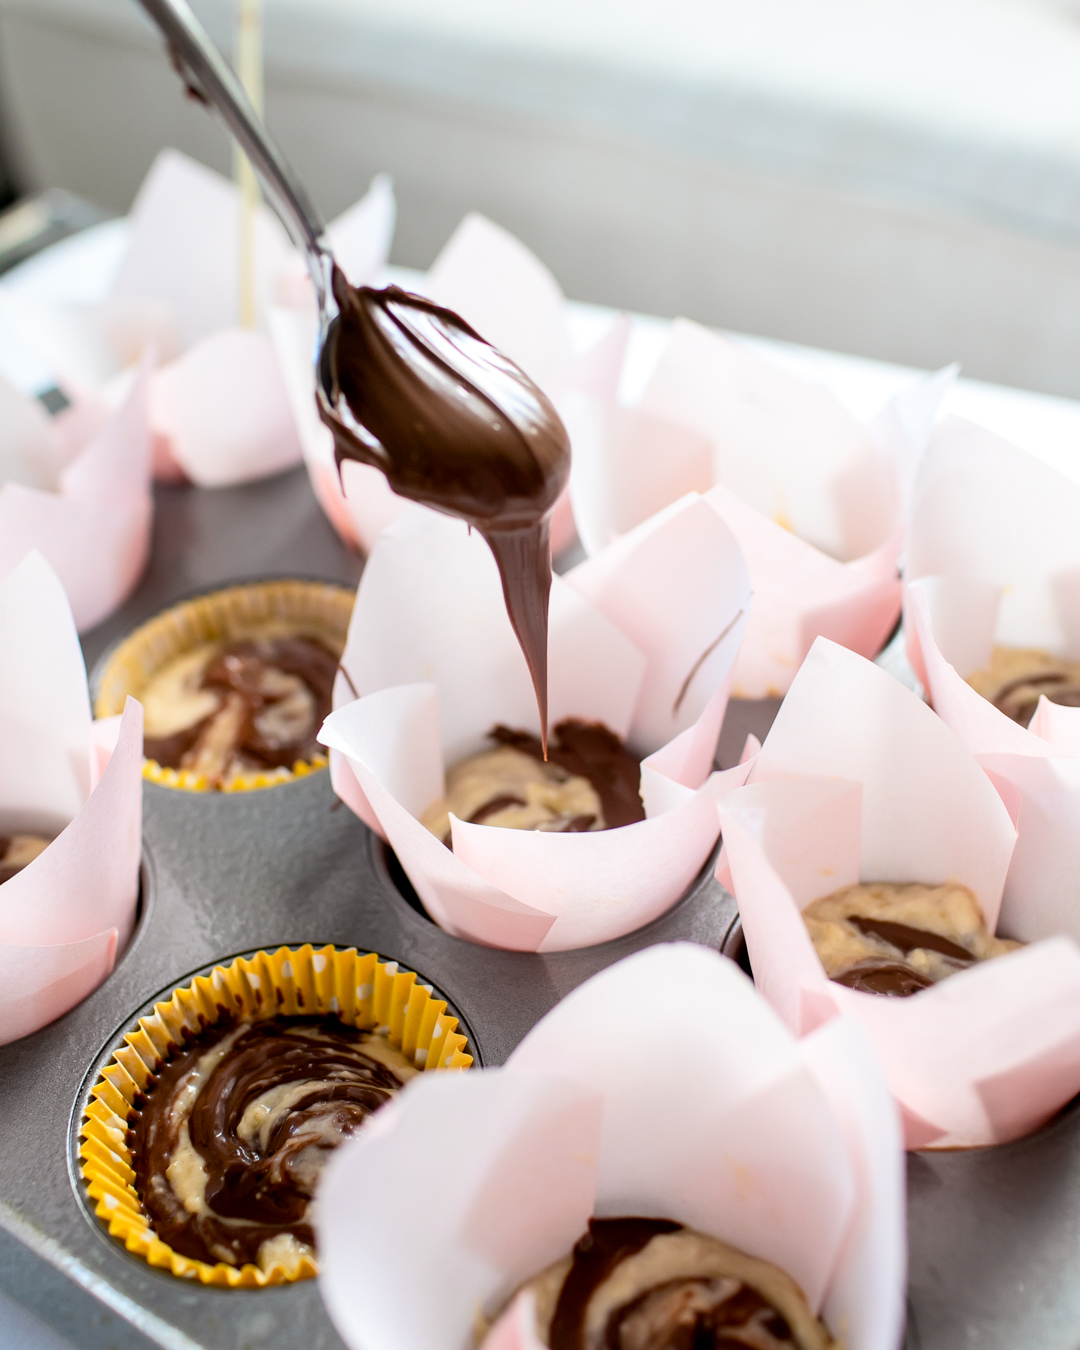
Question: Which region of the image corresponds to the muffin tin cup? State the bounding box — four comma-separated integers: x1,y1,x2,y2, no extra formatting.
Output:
78,944,472,1288
92,578,355,793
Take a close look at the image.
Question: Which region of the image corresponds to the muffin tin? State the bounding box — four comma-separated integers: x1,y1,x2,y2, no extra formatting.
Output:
1,466,1079,1349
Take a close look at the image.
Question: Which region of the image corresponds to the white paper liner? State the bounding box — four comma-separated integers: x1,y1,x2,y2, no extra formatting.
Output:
716,636,1080,1148
0,552,143,1044
316,944,904,1350
0,362,152,632
319,497,751,951
902,417,1080,949
102,151,396,489
565,317,952,696
425,213,574,396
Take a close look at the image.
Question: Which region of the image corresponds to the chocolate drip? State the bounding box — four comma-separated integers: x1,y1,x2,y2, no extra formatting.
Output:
849,917,973,964
131,1015,403,1268
833,961,934,997
144,635,338,774
320,274,571,751
491,720,645,829
550,1218,682,1350
992,671,1080,726
550,1218,795,1350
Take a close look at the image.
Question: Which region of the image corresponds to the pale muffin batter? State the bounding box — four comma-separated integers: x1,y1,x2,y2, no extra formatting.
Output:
966,646,1080,727
804,881,1020,996
422,746,604,844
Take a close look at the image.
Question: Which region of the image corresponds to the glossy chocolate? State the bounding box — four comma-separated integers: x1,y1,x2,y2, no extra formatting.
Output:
549,1218,796,1350
992,671,1080,727
492,720,644,829
849,917,973,964
131,1015,404,1268
320,273,571,748
143,635,338,773
833,961,934,997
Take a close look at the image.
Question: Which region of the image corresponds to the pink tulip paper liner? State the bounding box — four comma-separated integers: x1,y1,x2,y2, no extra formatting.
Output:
717,637,1080,1148
150,327,302,487
0,552,144,1044
908,581,1080,949
111,149,294,350
905,416,1080,660
316,945,904,1350
320,498,751,951
902,416,1080,948
0,363,153,632
565,317,953,696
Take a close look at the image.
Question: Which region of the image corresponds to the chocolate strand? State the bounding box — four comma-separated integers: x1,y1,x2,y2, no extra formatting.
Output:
482,520,553,753
849,916,974,964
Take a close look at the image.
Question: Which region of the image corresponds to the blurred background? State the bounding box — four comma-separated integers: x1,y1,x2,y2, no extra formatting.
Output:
2,0,1080,394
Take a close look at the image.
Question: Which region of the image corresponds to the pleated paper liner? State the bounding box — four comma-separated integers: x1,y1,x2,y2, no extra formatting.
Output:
79,945,473,1287
92,579,355,792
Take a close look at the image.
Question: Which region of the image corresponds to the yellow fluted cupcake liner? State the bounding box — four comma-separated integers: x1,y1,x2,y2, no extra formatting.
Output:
93,579,355,792
79,945,472,1287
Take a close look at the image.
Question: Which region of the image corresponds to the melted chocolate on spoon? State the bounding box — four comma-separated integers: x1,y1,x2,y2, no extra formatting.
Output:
320,272,571,752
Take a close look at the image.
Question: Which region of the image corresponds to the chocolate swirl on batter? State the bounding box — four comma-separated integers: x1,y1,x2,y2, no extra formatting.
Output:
832,961,934,997
320,273,571,752
130,1015,405,1268
550,1219,796,1350
143,635,338,776
491,720,645,829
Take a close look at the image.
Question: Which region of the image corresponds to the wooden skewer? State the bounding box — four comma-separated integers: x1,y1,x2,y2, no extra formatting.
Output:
235,0,262,329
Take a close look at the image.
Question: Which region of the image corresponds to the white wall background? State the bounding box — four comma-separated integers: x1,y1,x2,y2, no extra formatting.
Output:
3,1,1080,390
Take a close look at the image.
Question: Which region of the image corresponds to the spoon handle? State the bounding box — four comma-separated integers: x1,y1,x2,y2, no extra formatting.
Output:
134,0,332,300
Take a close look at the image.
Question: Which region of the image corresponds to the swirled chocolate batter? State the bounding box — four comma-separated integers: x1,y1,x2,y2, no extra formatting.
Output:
320,274,571,751
421,720,644,846
485,1218,834,1350
141,627,339,787
966,646,1080,726
130,1015,416,1273
0,834,49,884
803,881,1021,997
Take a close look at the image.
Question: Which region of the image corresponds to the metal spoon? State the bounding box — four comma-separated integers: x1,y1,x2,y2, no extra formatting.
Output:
134,0,347,433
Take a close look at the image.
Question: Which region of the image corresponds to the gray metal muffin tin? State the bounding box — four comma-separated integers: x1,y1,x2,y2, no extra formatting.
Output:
0,467,1077,1350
